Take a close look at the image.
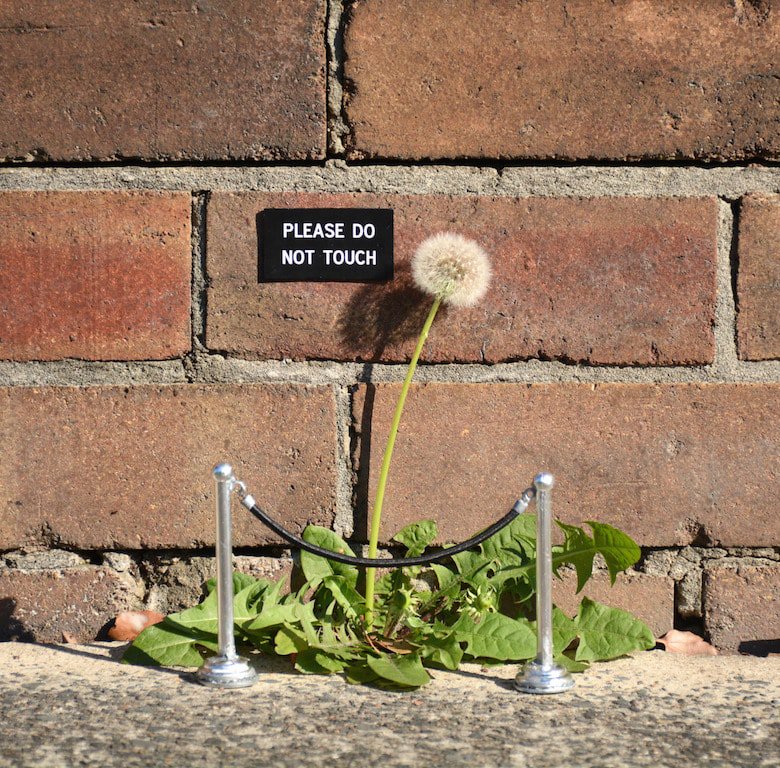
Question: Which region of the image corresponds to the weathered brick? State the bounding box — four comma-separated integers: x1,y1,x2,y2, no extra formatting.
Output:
144,556,293,616
0,191,191,361
0,384,337,549
0,568,139,643
345,0,780,161
353,383,780,547
737,195,780,361
208,192,716,365
703,566,780,653
0,1,325,162
553,571,674,638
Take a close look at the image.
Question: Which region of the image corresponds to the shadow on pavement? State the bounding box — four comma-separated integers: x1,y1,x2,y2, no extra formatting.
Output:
738,639,780,657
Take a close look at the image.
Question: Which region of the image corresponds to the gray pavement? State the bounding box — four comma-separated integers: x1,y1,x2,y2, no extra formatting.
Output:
0,642,777,768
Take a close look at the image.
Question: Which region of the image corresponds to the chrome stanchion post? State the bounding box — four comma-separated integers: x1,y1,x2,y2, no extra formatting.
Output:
196,463,258,688
515,472,574,694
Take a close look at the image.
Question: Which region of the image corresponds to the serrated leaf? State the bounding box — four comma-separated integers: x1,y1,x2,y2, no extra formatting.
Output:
494,521,640,592
233,579,272,622
321,575,364,621
392,520,438,556
555,521,595,592
299,525,358,587
373,570,394,596
366,653,431,688
454,613,536,662
204,571,258,597
586,522,641,583
244,601,314,634
574,598,655,661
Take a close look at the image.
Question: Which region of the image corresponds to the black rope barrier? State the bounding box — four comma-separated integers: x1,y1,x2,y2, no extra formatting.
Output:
242,487,535,568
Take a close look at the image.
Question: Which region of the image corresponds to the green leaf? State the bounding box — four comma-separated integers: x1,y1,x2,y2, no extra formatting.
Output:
480,513,536,563
586,522,641,584
295,649,348,674
546,607,579,654
125,574,279,667
555,521,595,592
373,570,395,596
555,653,590,673
392,520,438,556
204,571,258,597
454,613,536,662
574,598,655,661
345,662,380,685
244,601,313,634
233,579,273,624
366,653,431,688
299,525,358,587
123,588,222,667
321,575,364,621
451,550,493,586
275,625,308,655
122,619,216,667
431,564,458,590
418,633,463,670
494,521,640,592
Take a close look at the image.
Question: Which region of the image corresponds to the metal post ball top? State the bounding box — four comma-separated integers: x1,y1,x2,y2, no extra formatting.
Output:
533,472,555,491
213,463,234,482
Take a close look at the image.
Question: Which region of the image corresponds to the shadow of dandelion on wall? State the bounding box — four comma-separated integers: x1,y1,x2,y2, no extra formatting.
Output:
336,260,445,361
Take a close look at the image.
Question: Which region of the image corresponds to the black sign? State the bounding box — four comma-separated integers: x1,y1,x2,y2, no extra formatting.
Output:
258,208,394,283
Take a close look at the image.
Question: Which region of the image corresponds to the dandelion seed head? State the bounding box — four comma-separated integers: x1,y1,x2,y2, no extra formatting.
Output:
411,232,491,307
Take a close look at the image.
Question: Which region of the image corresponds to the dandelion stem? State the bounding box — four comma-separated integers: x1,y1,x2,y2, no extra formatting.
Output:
364,295,442,626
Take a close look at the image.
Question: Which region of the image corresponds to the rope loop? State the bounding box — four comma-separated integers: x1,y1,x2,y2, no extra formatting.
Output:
240,486,536,568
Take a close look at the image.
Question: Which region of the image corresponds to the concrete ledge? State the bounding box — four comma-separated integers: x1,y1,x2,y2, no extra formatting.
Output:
0,642,776,768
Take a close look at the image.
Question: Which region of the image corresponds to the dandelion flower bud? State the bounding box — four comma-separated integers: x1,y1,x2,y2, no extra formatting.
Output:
411,232,491,307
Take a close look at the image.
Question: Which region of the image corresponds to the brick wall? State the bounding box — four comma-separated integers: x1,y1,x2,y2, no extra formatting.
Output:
0,1,778,652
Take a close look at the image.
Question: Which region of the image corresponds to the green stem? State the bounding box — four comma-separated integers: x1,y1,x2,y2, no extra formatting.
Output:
364,295,442,627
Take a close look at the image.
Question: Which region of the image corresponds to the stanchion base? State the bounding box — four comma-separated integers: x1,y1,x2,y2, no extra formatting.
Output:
514,659,574,695
196,655,258,688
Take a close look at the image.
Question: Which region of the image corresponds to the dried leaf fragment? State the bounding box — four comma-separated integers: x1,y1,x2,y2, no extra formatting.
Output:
657,629,718,655
108,610,165,642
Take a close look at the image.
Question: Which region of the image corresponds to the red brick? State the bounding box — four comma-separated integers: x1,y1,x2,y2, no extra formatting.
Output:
0,192,191,361
737,195,780,361
0,568,139,643
0,384,337,549
353,383,780,547
0,1,325,162
345,0,779,161
554,571,674,638
207,192,716,365
703,566,780,653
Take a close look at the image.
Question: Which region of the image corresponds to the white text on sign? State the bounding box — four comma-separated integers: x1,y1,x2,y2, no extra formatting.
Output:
281,222,377,239
281,249,378,266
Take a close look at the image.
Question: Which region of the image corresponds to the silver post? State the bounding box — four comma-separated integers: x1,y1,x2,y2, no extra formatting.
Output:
515,472,574,694
196,463,258,688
